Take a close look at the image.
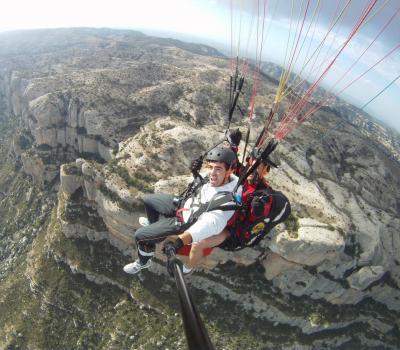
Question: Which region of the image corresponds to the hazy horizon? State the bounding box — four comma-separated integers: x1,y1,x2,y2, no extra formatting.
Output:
0,0,398,132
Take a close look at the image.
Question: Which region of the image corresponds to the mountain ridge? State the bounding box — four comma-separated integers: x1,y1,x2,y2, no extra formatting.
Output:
0,27,399,349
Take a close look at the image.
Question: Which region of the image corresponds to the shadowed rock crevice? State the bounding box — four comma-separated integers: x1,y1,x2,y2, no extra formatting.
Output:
0,28,399,349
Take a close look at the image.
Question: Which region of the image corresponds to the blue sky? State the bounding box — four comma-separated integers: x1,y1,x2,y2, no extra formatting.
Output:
1,0,399,131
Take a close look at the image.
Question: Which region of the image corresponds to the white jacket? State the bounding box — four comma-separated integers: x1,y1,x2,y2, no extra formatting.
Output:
182,175,241,242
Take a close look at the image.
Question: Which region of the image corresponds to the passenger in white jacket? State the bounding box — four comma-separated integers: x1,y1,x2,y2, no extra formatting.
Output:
123,146,240,275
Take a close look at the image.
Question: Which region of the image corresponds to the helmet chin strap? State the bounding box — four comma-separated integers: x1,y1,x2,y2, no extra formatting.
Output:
222,167,233,185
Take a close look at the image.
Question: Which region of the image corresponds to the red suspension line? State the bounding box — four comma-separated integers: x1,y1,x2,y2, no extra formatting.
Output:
290,2,399,127
282,0,322,100
262,0,311,139
277,41,400,140
329,5,400,94
273,0,346,136
284,0,311,86
274,0,378,139
249,0,268,121
285,0,350,101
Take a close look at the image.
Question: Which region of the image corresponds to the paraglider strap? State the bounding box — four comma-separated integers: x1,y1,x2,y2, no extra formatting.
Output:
186,192,241,226
176,208,190,223
234,139,278,192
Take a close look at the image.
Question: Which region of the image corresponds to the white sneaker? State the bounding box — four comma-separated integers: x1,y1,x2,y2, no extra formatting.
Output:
138,217,150,227
123,259,152,274
182,264,193,275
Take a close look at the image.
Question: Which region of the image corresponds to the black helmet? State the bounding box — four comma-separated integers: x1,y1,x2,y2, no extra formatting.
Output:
205,147,236,167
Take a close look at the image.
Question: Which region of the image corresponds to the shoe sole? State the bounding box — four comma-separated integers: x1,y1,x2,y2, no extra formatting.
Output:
123,262,152,275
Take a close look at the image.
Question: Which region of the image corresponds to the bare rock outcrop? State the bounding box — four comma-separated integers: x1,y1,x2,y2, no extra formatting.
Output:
1,29,232,189
59,160,137,254
55,115,400,312
2,28,400,347
347,266,386,291
58,118,224,254
269,219,345,266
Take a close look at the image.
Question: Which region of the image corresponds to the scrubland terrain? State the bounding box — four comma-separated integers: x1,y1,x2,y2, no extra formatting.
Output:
0,28,399,349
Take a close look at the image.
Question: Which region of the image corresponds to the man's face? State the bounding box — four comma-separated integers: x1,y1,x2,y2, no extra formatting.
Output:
205,161,231,187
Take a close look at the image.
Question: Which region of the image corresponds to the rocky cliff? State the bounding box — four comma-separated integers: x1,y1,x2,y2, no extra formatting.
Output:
1,28,227,187
0,28,399,349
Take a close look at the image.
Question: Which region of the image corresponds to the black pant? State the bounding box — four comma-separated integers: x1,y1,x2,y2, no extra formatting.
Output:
135,193,182,264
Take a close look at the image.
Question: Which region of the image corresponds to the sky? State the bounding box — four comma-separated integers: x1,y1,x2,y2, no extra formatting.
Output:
0,0,399,131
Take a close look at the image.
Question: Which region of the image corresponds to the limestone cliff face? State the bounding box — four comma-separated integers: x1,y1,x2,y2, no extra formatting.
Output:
1,28,400,348
2,28,397,309
51,115,400,347
56,115,400,313
0,28,227,188
270,134,400,310
57,118,222,252
2,71,116,187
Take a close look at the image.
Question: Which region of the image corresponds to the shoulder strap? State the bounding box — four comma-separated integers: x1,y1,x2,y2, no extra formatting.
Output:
189,191,241,224
179,175,207,205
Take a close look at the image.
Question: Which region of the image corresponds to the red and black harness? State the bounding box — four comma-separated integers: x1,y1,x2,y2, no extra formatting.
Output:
175,177,241,256
221,180,273,251
176,179,273,256
176,140,278,256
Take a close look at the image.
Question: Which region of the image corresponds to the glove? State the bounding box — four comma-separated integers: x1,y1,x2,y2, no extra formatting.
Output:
190,157,203,175
162,235,184,254
163,235,184,277
251,195,270,217
227,129,242,147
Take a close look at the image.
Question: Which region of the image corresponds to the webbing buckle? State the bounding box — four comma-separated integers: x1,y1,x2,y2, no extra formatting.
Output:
176,208,190,223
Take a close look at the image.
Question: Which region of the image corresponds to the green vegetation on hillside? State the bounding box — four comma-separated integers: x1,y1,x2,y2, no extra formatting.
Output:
286,212,300,238
1,28,400,349
107,158,154,193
